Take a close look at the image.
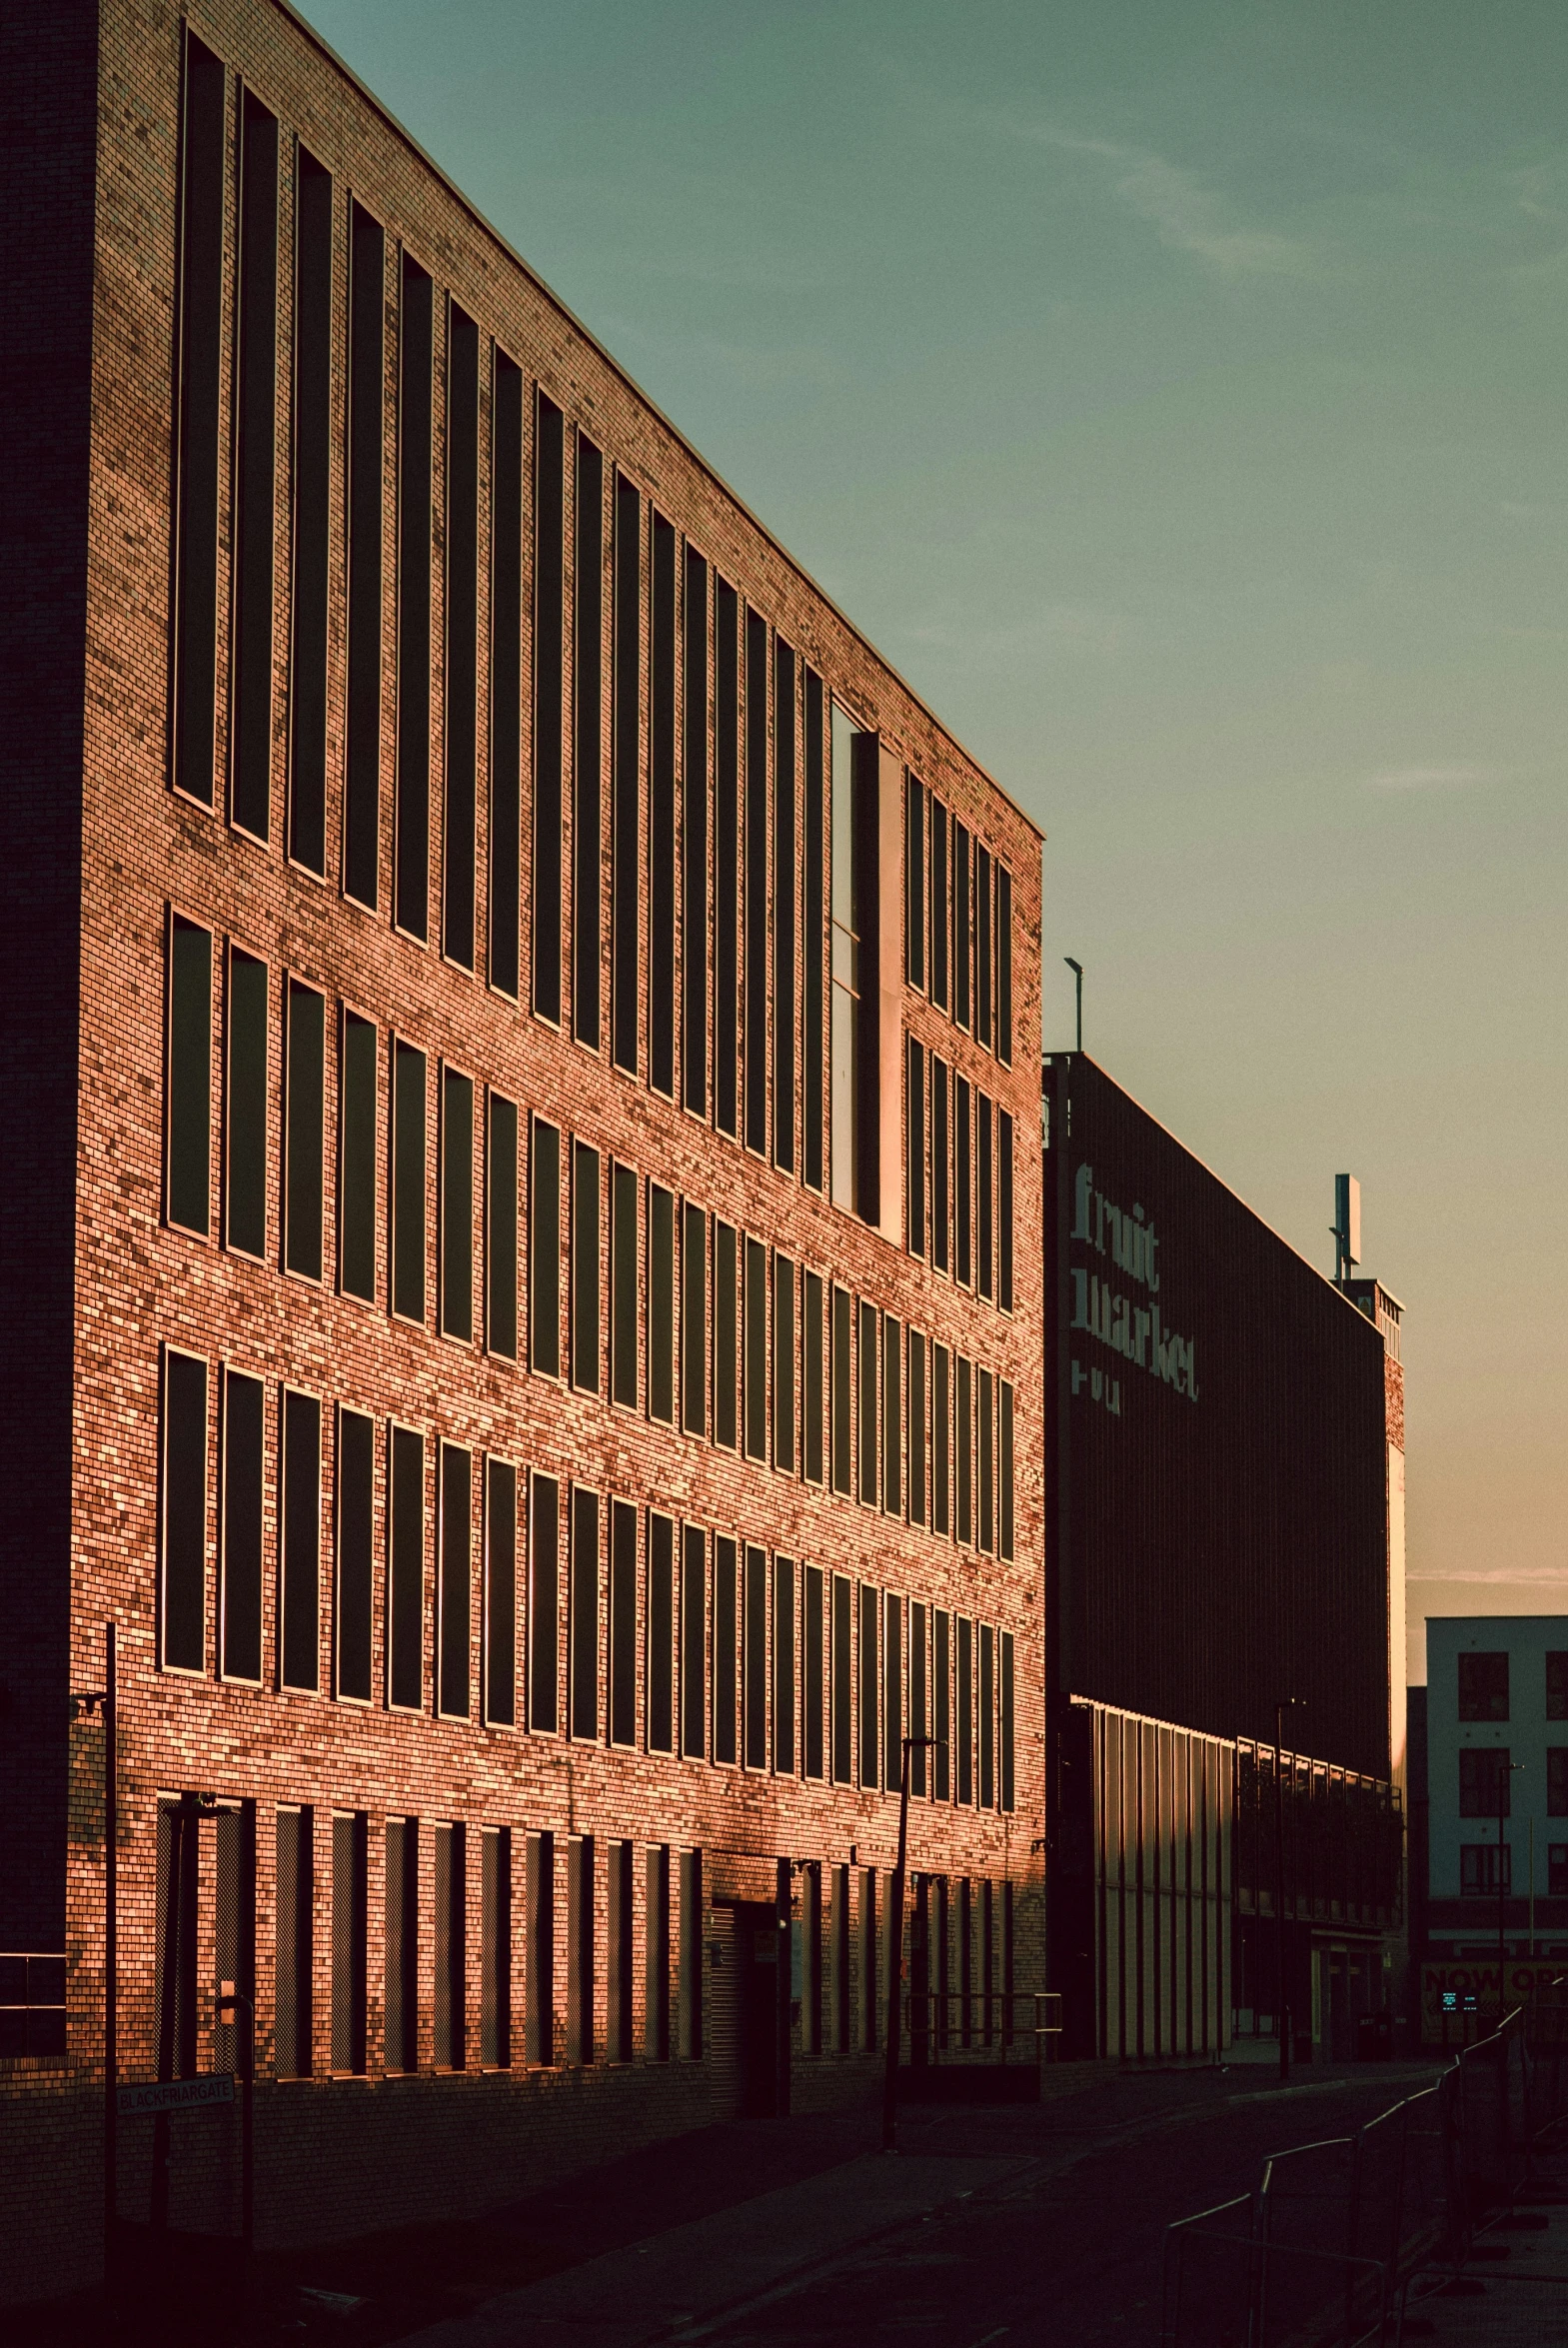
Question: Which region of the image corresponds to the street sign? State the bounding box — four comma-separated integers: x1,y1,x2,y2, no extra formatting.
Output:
116,2072,235,2118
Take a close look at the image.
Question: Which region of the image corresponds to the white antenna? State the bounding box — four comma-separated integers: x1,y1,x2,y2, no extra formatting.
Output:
1332,1174,1360,1283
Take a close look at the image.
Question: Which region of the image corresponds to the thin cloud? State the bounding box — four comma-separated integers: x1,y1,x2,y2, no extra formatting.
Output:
1022,126,1329,279
1367,764,1499,792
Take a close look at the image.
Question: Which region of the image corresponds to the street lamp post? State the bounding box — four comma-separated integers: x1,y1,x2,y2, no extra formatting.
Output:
1497,1760,1524,2016
1275,1699,1304,2082
882,1735,938,2153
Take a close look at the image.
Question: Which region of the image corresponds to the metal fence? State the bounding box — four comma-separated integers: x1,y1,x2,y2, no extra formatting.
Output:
1161,1986,1568,2346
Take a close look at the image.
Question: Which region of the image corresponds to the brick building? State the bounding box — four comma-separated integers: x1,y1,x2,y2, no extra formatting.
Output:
0,0,1043,2302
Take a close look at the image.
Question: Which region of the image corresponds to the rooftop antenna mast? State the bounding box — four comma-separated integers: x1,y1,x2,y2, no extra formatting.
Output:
1064,959,1083,1055
1332,1174,1360,1285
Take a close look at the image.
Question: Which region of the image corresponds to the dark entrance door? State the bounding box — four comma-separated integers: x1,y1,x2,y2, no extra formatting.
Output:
734,1901,779,2116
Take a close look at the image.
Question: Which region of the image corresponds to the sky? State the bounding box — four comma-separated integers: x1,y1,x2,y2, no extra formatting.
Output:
302,0,1568,1679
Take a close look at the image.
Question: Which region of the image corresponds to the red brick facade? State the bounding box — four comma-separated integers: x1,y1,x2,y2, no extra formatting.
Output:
0,0,1044,2303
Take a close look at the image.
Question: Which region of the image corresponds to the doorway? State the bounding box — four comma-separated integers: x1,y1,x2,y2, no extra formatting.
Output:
733,1901,781,2116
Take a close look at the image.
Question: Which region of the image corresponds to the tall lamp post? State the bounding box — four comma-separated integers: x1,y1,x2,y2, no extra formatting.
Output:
1496,1759,1524,2018
1274,1698,1304,2082
882,1734,938,2153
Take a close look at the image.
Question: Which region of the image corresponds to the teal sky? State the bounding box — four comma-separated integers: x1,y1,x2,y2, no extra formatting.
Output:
303,0,1568,1677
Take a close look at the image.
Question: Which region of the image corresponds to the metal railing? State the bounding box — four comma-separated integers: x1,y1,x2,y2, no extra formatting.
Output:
903,1989,1063,2063
1161,1983,1568,2346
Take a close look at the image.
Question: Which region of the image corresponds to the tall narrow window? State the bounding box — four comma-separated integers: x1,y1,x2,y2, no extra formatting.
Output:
221,1368,264,1682
773,1254,795,1474
444,302,480,970
681,1525,706,1759
438,1443,471,1719
744,609,769,1156
830,1286,851,1495
339,1010,377,1301
434,1822,466,2068
858,1583,879,1789
802,1269,824,1486
232,93,278,841
856,1300,877,1504
570,1488,599,1738
345,203,385,909
906,1038,925,1257
482,1826,512,2066
396,255,434,942
533,394,565,1020
289,149,332,874
995,866,1012,1066
489,352,524,997
609,1840,635,2060
976,1093,993,1302
974,843,991,1050
933,1609,951,1800
713,1221,738,1449
931,1055,949,1274
225,948,268,1257
683,548,709,1116
978,1371,994,1553
744,1545,768,1769
681,1202,706,1436
486,1094,518,1359
956,1357,972,1545
647,1511,675,1754
649,1184,675,1425
774,1555,795,1774
280,1388,321,1692
713,577,740,1138
954,1077,972,1287
951,821,970,1033
932,1343,951,1537
907,1329,926,1528
979,1625,995,1809
830,1573,852,1783
484,1456,517,1727
830,1865,850,2051
909,1601,927,1796
612,473,642,1075
331,1811,368,2075
336,1407,374,1703
167,915,212,1236
646,1844,671,2060
882,1592,902,1795
389,1425,424,1710
611,1162,637,1408
275,1808,313,2076
1000,1630,1015,1812
284,981,325,1280
391,1040,427,1322
529,1473,560,1732
803,1563,824,1781
998,1110,1013,1312
881,1314,900,1516
929,797,948,1013
571,1143,601,1394
713,1536,738,1765
567,1837,595,2063
774,637,796,1173
440,1068,474,1341
905,775,925,989
744,1236,768,1462
172,33,225,811
610,1498,637,1748
956,1617,973,1804
803,669,825,1189
526,1832,554,2064
680,1849,703,2057
385,1817,417,2070
214,1806,256,2078
529,1119,561,1375
650,512,677,1098
574,434,604,1050
1000,1382,1015,1562
830,706,881,1217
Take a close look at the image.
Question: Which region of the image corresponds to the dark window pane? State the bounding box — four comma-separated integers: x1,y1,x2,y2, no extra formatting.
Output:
573,1144,602,1393
910,1601,927,1797
744,1236,767,1462
345,204,384,909
928,798,948,1012
681,1201,706,1435
773,1253,795,1473
857,1299,877,1504
487,1094,518,1359
933,1610,950,1800
881,1314,900,1516
611,1498,636,1748
530,1119,560,1375
714,1221,738,1449
533,394,565,1020
998,1110,1013,1312
489,352,524,997
775,1555,795,1775
713,578,739,1137
389,1426,424,1710
744,608,768,1155
882,1591,902,1795
1549,1654,1568,1722
439,1443,471,1719
612,473,641,1074
611,1162,637,1407
713,1536,738,1764
1000,1630,1014,1812
339,1010,377,1301
931,1056,949,1274
956,1356,972,1544
681,1524,706,1759
440,1068,474,1341
907,1329,926,1527
979,1370,994,1553
955,1077,971,1286
974,843,991,1050
392,1041,427,1321
1458,1651,1509,1721
950,820,970,1032
682,548,709,1115
529,1472,560,1732
225,949,267,1257
996,866,1012,1066
648,1512,674,1755
395,255,433,943
289,150,332,873
574,434,603,1049
650,512,677,1097
830,1285,851,1495
774,637,796,1173
979,1624,994,1808
444,303,480,970
905,774,924,988
172,34,224,810
650,1184,675,1424
280,1390,321,1692
830,1573,851,1784
485,1457,517,1727
168,916,212,1235
571,1488,599,1738
976,1093,993,1301
221,1369,264,1682
999,1381,1014,1562
802,670,824,1188
285,982,325,1280
744,1545,768,1770
858,1582,878,1789
803,1269,823,1485
956,1617,973,1804
906,1038,925,1257
330,1810,368,2074
335,1407,374,1702
803,1563,824,1781
232,93,278,842
932,1344,950,1536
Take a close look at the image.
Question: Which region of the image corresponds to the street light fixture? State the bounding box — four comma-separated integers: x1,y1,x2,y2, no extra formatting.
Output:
1497,1759,1525,2014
